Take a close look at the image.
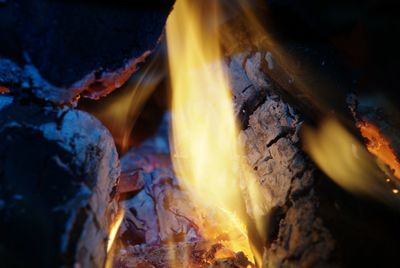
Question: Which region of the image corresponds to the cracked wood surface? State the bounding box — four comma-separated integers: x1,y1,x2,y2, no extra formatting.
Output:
227,48,400,268
227,53,337,268
0,96,120,267
114,116,253,268
0,0,174,104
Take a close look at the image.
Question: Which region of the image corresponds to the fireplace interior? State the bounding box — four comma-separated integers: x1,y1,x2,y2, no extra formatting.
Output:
1,0,400,267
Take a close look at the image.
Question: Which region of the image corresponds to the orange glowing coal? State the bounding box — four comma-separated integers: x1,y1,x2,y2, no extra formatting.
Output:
303,118,400,208
357,121,400,179
0,85,10,94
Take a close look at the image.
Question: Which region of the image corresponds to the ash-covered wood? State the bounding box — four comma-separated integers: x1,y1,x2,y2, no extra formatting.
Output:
227,50,400,268
113,241,253,268
226,54,336,267
112,116,253,267
0,96,120,267
0,0,174,103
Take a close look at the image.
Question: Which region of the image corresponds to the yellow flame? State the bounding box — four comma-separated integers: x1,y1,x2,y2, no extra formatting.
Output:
166,0,264,264
107,208,125,253
302,118,400,207
82,53,165,153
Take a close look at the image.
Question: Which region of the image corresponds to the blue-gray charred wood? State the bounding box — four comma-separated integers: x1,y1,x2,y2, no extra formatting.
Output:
0,96,120,267
228,49,400,268
113,117,253,268
226,53,336,268
0,0,174,104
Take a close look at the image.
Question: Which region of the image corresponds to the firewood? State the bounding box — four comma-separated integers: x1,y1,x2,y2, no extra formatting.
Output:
225,54,336,267
222,1,400,264
113,242,254,268
113,116,254,267
0,0,174,104
226,51,400,268
0,96,120,267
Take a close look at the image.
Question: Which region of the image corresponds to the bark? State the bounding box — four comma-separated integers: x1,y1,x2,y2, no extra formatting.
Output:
0,96,120,267
0,0,174,104
226,53,336,268
227,51,400,268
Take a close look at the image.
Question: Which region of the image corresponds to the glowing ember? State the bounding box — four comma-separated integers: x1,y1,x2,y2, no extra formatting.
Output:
302,118,400,208
357,121,400,179
0,86,10,94
166,0,263,265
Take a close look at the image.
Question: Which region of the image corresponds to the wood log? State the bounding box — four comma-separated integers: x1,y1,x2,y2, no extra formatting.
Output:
226,51,400,268
226,54,336,267
112,116,253,267
0,96,120,267
0,0,174,104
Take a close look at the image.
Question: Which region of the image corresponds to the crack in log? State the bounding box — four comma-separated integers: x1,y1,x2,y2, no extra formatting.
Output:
228,52,336,267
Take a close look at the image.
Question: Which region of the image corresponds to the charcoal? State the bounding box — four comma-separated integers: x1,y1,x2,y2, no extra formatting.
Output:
0,97,120,267
227,48,400,268
118,116,202,247
113,115,254,267
0,0,174,103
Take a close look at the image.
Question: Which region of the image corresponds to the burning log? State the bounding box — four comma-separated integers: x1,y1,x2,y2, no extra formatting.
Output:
226,48,400,267
0,96,120,267
0,2,175,266
0,0,174,104
1,0,399,267
226,54,336,267
111,117,254,267
348,94,400,177
113,242,253,268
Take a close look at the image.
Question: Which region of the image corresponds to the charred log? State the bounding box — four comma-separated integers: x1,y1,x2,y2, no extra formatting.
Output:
0,0,174,104
0,96,120,267
227,50,400,268
226,54,336,267
112,116,253,267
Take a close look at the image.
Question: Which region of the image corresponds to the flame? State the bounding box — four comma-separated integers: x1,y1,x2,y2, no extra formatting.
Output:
166,0,263,265
80,53,165,153
107,208,125,253
357,121,400,179
302,118,400,207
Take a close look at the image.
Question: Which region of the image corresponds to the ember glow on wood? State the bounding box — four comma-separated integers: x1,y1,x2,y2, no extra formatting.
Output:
3,0,400,267
357,121,400,179
302,118,400,207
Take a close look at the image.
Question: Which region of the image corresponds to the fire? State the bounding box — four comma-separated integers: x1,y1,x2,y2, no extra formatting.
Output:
357,121,400,179
302,118,400,206
166,0,263,265
107,208,125,253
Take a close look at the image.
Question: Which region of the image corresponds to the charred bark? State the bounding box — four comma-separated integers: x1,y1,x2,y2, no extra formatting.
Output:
227,51,400,268
227,54,336,267
0,0,174,104
112,116,253,267
0,96,120,267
